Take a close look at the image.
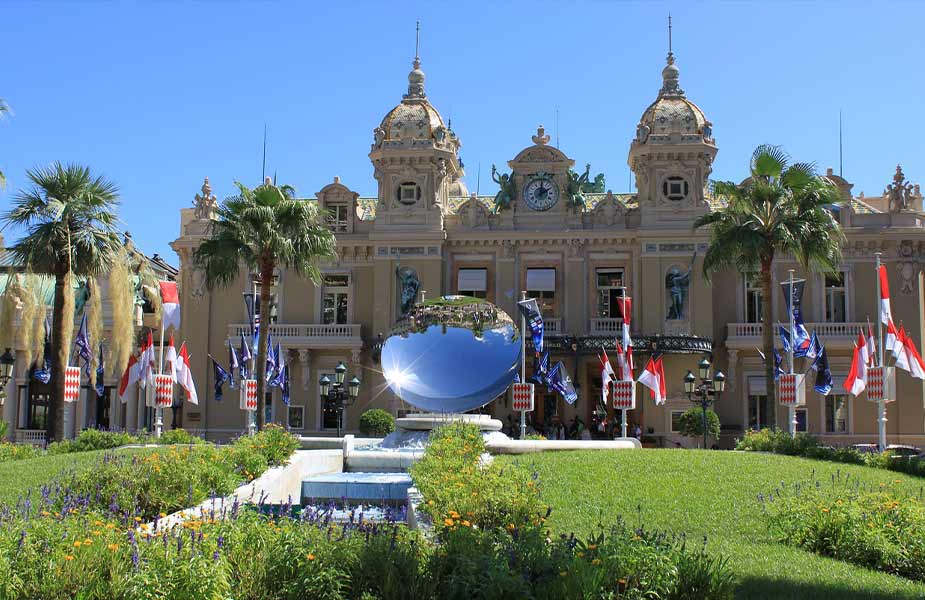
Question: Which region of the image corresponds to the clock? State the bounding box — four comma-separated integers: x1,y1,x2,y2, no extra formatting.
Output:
523,176,559,211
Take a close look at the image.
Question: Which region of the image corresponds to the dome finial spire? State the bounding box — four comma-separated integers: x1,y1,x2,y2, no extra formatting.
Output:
405,20,426,99
659,14,683,97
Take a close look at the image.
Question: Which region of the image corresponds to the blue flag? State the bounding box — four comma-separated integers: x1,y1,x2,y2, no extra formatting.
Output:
517,298,545,352
228,344,239,389
239,334,252,379
812,346,833,395
778,325,792,353
211,356,232,401
529,351,550,386
265,333,277,382
95,343,105,397
74,313,93,377
281,363,290,406
548,361,578,405
757,348,785,380
804,332,823,361
513,371,521,383
33,322,52,384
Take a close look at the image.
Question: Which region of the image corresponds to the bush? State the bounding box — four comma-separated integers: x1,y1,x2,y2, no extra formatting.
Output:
231,424,300,468
0,442,40,463
158,428,205,446
765,474,925,582
358,409,395,437
47,429,140,455
677,408,721,443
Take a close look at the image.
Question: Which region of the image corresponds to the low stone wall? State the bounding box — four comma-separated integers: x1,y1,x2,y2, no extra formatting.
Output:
486,438,641,454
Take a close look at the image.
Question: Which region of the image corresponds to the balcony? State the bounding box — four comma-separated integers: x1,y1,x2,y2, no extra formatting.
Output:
544,318,562,336
227,323,363,349
726,322,865,350
590,317,624,336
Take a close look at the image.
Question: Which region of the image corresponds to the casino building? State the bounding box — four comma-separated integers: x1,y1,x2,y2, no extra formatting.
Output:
169,42,925,447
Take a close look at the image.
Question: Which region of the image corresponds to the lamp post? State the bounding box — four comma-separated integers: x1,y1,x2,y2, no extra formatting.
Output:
683,356,726,449
0,348,15,406
319,361,361,436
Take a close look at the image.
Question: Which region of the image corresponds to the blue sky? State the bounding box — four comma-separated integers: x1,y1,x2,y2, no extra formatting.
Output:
2,2,923,261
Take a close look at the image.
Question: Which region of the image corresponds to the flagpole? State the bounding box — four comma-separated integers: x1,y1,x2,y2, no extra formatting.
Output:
876,252,886,450
249,281,257,436
520,290,527,440
788,269,796,437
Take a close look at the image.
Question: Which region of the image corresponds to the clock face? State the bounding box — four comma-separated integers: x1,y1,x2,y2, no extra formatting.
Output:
523,177,559,211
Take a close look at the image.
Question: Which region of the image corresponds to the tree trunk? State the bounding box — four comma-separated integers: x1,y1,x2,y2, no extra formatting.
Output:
760,256,776,429
48,270,68,442
254,259,273,431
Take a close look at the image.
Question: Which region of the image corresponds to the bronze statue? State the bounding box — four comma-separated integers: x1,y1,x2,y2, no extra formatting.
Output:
665,251,697,320
566,164,592,209
491,164,515,212
396,266,421,316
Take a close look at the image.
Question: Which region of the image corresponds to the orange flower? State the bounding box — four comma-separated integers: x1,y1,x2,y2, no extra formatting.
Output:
64,555,74,561
73,541,82,548
444,518,455,527
592,558,602,566
107,543,119,552
307,553,316,561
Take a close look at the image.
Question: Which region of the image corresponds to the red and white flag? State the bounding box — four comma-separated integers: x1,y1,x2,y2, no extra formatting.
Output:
159,281,181,332
903,334,925,380
118,353,141,402
164,334,178,383
617,296,634,372
174,342,199,405
880,265,897,349
867,322,878,367
843,331,868,396
138,331,156,388
638,354,667,405
600,350,616,405
614,341,633,382
894,325,911,372
887,320,901,359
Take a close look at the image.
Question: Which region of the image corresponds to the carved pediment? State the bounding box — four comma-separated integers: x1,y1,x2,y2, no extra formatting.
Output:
510,144,571,166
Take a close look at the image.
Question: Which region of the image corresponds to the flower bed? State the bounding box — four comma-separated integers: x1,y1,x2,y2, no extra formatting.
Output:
764,472,925,581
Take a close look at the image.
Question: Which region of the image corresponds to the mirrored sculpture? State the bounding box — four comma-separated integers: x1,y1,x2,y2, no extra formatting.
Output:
381,296,521,413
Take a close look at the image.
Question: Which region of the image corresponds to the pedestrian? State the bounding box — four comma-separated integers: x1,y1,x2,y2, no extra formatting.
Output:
634,424,642,439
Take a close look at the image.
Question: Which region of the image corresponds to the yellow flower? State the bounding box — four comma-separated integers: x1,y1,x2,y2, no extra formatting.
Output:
83,538,92,545
461,520,471,527
588,544,597,550
106,524,115,530
92,531,101,536
618,578,627,585
894,479,902,484
134,516,142,522
307,553,316,561
821,508,830,513
107,543,119,552
159,512,168,518
592,558,601,566
444,518,455,527
41,511,51,517
65,555,74,561
559,571,568,577
73,541,82,548
577,552,585,558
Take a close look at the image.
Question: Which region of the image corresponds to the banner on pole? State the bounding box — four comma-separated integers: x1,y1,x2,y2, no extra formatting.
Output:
778,373,805,406
867,366,896,403
64,366,81,403
154,374,174,408
240,379,258,411
512,382,534,412
612,380,636,410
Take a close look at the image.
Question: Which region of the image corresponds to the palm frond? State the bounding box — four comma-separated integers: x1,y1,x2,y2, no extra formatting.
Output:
750,145,789,179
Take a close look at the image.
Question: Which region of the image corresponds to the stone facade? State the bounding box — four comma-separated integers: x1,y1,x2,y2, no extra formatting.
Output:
169,47,925,447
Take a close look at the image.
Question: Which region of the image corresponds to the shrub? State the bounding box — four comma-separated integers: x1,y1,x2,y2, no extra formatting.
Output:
677,408,720,443
0,442,40,463
158,428,205,446
765,475,925,582
358,409,395,437
47,429,140,455
231,424,299,468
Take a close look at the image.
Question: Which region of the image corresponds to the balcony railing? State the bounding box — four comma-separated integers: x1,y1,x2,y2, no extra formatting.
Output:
227,323,362,348
15,429,46,446
726,322,865,348
590,317,624,336
544,318,561,336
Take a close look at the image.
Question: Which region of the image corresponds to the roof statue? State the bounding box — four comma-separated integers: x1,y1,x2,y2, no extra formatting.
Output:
566,164,592,210
193,177,217,220
885,165,920,212
490,164,515,212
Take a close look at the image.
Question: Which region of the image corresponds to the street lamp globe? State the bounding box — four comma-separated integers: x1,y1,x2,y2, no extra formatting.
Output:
698,357,711,380
335,362,347,385
319,375,331,397
713,370,726,393
0,348,14,386
683,370,696,394
348,376,361,399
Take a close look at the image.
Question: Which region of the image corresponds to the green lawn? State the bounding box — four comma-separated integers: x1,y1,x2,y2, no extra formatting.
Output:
504,449,925,600
0,448,153,506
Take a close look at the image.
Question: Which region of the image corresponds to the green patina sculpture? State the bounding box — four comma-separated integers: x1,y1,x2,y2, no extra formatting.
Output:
566,164,592,210
73,279,90,318
491,164,515,212
582,173,606,194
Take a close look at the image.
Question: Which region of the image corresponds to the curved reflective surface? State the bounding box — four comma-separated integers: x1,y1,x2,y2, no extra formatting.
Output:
381,296,521,413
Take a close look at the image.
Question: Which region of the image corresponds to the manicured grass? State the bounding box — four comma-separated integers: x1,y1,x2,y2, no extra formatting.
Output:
504,449,925,600
0,447,152,506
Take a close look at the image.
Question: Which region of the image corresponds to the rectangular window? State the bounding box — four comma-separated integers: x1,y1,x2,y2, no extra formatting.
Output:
825,394,848,433
795,408,807,433
322,274,350,325
596,268,625,318
526,268,556,317
457,268,488,299
744,273,763,324
325,204,349,233
824,273,847,323
670,410,685,433
287,405,304,430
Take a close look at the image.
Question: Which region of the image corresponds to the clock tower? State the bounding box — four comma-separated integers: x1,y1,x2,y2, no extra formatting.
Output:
628,44,717,228
501,125,577,229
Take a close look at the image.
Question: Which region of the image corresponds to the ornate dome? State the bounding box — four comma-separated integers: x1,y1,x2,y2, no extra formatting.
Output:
635,52,713,144
373,55,454,148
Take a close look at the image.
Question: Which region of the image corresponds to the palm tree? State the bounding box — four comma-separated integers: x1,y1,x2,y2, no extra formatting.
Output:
694,145,845,413
195,178,337,430
2,163,122,441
